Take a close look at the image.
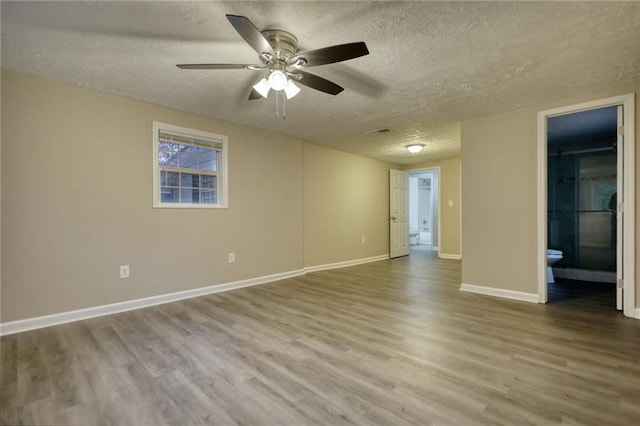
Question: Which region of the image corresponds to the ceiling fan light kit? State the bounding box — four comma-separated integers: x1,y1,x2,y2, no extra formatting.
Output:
252,73,302,107
284,79,301,99
252,77,271,98
406,144,425,154
177,14,369,119
267,70,288,91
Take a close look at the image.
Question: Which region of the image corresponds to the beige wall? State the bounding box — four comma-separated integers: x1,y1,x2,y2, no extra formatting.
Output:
0,69,3,324
407,157,462,257
303,142,395,267
461,82,640,308
1,71,305,322
1,71,398,323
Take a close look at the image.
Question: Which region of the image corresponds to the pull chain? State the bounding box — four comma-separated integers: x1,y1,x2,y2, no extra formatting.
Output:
274,91,287,120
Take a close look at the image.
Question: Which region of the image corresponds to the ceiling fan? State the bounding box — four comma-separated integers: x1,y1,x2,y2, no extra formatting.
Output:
177,14,369,101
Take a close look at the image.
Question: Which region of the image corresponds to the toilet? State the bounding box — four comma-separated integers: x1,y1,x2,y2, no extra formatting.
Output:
547,249,563,283
409,231,419,245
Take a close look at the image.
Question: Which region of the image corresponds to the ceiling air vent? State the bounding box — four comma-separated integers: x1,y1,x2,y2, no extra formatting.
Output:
364,128,393,135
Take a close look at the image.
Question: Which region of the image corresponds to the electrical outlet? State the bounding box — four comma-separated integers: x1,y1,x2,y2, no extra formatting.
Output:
228,252,235,263
361,236,366,244
119,265,130,279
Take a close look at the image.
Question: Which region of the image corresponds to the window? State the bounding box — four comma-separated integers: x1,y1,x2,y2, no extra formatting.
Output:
153,122,228,208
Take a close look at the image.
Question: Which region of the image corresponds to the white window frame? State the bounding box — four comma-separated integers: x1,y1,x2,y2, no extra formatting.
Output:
152,121,228,209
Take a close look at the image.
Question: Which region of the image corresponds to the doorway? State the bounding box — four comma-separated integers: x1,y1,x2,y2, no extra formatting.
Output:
409,168,440,255
537,94,635,317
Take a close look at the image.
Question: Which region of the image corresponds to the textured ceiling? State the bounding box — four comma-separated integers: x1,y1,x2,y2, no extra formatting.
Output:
2,1,640,165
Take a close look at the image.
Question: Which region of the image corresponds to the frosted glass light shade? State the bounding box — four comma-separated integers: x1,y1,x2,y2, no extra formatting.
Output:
253,77,271,98
284,80,301,99
268,70,288,91
406,144,425,154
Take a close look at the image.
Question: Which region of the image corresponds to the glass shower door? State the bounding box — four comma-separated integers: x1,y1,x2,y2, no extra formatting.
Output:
577,155,616,272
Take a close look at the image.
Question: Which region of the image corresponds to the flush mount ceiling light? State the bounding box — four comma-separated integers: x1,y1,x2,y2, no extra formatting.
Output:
406,144,425,154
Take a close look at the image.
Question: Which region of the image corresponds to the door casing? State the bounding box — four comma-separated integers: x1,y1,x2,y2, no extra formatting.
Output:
537,93,636,317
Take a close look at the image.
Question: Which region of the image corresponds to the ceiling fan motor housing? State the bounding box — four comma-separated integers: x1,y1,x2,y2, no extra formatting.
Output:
261,30,299,61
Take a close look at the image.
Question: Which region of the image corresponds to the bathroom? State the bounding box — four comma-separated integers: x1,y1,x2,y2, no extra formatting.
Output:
408,170,438,251
547,106,618,298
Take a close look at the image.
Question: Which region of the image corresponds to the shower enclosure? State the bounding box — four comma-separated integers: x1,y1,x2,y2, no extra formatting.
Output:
548,151,616,273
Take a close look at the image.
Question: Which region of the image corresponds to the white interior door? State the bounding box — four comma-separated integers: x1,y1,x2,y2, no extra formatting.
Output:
616,105,624,310
390,169,409,258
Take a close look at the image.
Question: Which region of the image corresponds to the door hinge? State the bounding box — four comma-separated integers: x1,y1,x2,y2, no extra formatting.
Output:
618,125,625,136
617,278,624,289
618,201,624,213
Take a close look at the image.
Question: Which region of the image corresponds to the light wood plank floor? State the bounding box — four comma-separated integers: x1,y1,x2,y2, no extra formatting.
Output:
2,252,640,425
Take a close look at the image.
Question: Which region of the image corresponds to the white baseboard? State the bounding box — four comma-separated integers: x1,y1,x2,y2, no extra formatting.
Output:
460,283,539,304
0,269,305,336
634,308,640,319
439,253,462,260
304,254,389,273
0,254,392,336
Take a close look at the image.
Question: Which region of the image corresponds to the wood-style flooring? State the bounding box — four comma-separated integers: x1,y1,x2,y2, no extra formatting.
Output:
2,251,640,425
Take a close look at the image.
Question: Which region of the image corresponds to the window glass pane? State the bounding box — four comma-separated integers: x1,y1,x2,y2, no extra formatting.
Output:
179,152,199,169
199,148,217,171
201,190,216,204
201,175,216,189
181,188,199,203
158,141,179,167
161,188,179,203
180,173,199,188
166,172,180,187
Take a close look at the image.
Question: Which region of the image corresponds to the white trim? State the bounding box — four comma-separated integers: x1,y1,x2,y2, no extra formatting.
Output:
460,283,539,304
634,308,640,320
0,269,304,336
304,254,389,273
459,160,462,259
0,254,392,336
537,93,636,317
439,253,461,260
537,107,549,304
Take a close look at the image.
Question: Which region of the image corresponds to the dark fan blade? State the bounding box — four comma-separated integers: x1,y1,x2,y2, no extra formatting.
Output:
249,89,263,100
290,42,369,67
177,64,252,70
294,71,344,95
226,15,275,57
